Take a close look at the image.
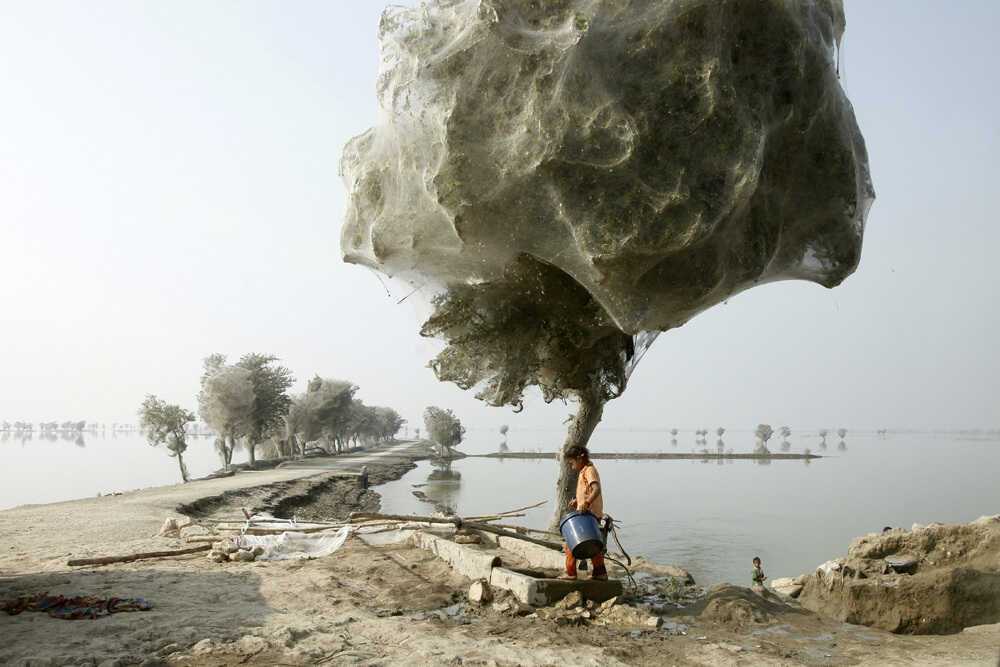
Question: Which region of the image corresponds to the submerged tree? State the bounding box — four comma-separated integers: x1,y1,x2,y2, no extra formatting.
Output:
754,424,774,454
138,395,196,482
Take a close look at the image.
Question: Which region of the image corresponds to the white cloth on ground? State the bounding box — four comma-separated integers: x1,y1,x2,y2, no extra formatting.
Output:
234,526,354,561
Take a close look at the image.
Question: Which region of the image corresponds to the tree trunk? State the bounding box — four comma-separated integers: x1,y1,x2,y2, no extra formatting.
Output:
247,440,256,466
177,451,189,483
548,391,605,531
225,434,236,468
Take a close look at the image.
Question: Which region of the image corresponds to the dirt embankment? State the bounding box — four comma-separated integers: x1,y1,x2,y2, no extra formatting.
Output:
178,459,417,522
789,515,1000,634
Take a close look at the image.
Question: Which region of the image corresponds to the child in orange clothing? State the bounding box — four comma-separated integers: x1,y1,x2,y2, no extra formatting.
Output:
562,445,607,580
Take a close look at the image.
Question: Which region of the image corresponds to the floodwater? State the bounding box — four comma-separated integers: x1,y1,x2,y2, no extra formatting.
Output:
0,430,226,509
2,427,997,586
377,429,1000,585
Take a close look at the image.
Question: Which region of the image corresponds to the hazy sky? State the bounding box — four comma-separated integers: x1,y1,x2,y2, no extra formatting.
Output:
2,1,998,433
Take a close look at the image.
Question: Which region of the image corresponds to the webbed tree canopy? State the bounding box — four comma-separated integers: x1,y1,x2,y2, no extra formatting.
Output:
420,255,632,408
341,0,873,336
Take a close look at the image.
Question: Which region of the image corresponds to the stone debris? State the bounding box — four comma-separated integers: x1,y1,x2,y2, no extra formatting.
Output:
556,591,583,610
770,577,804,599
157,517,192,537
454,534,482,545
600,604,662,629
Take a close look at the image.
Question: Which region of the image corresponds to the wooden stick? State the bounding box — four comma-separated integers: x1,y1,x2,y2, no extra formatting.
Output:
475,499,547,517
67,544,211,566
185,536,224,543
349,512,564,551
216,525,345,535
349,512,461,525
462,521,563,551
463,513,526,521
479,522,560,537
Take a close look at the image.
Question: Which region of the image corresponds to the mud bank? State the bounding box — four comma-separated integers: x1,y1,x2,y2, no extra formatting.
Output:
178,458,420,522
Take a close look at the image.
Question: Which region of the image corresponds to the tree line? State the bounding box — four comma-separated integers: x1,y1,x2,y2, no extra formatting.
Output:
139,353,406,482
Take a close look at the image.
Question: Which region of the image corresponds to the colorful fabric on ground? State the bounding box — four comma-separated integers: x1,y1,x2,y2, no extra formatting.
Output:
3,593,151,619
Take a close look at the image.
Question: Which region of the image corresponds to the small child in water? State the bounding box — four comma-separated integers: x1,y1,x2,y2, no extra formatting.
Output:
752,556,767,587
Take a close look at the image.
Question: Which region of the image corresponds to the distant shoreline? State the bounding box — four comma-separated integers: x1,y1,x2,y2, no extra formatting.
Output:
474,451,820,460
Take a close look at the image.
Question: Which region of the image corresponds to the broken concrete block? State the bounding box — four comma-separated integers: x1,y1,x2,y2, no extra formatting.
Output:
469,580,492,605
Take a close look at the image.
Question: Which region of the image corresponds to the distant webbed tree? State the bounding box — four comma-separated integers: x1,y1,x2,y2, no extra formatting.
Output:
235,353,294,465
421,256,636,528
75,421,86,431
500,424,509,436
198,358,255,469
372,406,405,442
754,424,774,454
0,421,9,431
423,406,465,456
289,377,357,454
716,427,725,437
138,395,196,482
837,428,847,440
332,398,370,451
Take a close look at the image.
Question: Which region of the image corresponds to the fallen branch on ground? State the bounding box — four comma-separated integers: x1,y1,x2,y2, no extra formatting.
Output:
349,512,564,551
67,544,211,566
462,512,526,522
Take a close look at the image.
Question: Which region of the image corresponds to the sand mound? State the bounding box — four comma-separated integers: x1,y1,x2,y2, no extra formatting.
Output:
796,515,1000,634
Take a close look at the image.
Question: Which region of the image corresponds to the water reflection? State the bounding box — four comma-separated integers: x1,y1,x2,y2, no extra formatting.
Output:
414,459,462,514
838,440,847,451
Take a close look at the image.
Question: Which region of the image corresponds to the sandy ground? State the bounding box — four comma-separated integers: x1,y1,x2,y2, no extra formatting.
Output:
1,441,998,666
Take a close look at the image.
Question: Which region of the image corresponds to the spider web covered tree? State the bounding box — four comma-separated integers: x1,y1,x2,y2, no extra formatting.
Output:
340,0,873,529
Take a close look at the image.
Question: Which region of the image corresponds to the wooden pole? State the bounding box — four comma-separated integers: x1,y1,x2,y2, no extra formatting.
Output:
349,512,564,552
462,521,563,551
67,544,211,566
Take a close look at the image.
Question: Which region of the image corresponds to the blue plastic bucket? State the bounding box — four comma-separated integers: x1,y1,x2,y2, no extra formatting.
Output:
559,511,604,559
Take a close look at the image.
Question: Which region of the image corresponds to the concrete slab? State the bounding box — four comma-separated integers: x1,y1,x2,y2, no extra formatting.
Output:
489,566,622,606
411,531,501,580
496,535,565,570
